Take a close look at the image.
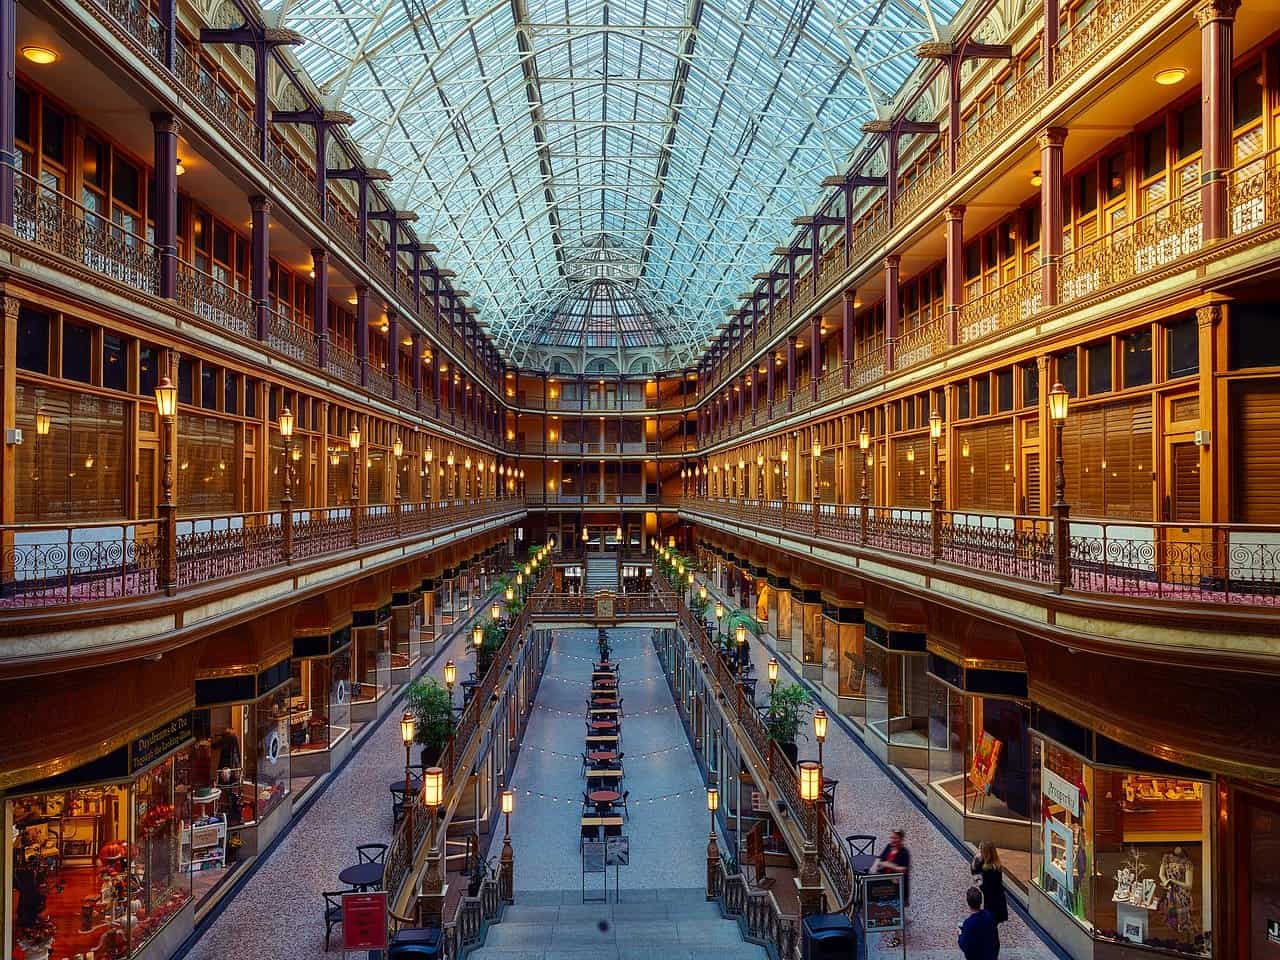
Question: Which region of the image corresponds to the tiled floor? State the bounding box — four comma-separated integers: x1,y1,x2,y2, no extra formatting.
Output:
486,629,711,893
186,623,480,959
706,583,1059,960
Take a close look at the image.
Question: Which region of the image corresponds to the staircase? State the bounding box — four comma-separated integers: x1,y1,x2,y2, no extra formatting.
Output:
584,553,619,593
470,889,768,960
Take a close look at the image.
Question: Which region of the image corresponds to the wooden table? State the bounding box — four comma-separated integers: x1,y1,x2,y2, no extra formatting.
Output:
588,706,620,716
588,790,621,805
589,720,619,733
586,768,623,784
593,662,616,672
586,750,617,763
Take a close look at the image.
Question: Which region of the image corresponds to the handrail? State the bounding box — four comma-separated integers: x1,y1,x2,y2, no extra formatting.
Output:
0,498,526,610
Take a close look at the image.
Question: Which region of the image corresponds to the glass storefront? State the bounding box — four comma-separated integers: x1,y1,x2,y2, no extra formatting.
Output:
1032,733,1213,956
927,681,1033,888
865,631,929,789
7,741,193,959
289,641,351,756
837,622,868,726
351,616,391,711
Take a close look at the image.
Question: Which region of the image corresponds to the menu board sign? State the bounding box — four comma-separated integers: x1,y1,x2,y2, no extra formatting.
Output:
863,874,905,932
583,840,606,874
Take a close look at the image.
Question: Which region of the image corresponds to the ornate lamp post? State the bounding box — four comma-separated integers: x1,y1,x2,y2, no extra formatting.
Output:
400,710,417,851
797,760,825,915
279,407,296,561
780,447,789,501
705,781,720,900
1049,382,1071,593
499,788,515,902
756,452,764,502
392,434,404,504
444,659,456,708
810,437,822,536
813,707,828,765
421,766,446,921
155,376,179,594
768,657,779,696
858,426,870,542
735,622,747,671
714,600,724,647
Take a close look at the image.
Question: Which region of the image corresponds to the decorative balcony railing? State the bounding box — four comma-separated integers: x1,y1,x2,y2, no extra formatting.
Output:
1057,194,1203,304
894,317,947,370
683,497,1280,606
1055,0,1153,83
898,153,950,221
92,0,165,59
956,269,1042,346
0,497,524,610
849,343,885,390
14,172,160,296
267,138,320,214
708,861,799,960
268,309,319,365
1229,146,1280,237
176,263,255,339
174,45,261,156
954,69,1047,171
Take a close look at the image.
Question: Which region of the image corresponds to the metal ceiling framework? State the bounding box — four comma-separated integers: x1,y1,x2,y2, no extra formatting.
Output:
264,0,962,366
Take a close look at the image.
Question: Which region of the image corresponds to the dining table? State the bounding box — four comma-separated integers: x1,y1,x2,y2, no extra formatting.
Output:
338,861,384,891
586,750,617,763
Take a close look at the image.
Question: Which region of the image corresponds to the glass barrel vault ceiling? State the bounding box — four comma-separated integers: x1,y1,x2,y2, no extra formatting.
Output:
265,0,963,366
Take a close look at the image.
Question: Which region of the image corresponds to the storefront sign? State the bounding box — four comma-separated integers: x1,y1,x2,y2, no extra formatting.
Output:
191,823,221,849
1042,766,1081,817
863,874,904,932
130,712,193,773
341,892,388,951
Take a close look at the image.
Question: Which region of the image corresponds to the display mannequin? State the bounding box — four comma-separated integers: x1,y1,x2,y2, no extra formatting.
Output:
1159,847,1194,936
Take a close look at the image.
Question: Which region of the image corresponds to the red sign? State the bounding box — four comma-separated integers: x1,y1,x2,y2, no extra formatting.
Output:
342,891,388,951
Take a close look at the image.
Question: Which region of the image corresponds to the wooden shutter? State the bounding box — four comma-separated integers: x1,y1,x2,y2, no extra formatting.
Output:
1232,380,1280,522
956,420,1015,512
1025,451,1041,514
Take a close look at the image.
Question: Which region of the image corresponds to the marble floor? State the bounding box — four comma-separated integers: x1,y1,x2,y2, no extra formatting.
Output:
704,582,1060,960
486,628,712,893
186,616,482,960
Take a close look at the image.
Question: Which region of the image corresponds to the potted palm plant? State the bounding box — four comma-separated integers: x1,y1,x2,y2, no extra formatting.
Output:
765,682,811,766
406,677,456,767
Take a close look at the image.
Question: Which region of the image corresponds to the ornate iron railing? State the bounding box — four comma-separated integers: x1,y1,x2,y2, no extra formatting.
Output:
894,318,947,370
939,512,1055,583
1228,146,1280,237
175,511,283,587
897,153,950,221
176,263,255,339
1055,0,1152,82
956,269,1042,346
14,172,161,296
955,69,1047,171
266,138,319,213
174,46,261,156
268,308,319,365
0,520,160,607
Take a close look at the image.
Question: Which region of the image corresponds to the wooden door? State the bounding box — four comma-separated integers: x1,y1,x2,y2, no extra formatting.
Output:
1162,438,1202,584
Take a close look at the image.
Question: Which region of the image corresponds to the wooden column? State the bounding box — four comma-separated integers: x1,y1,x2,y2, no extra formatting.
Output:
786,339,797,412
1199,0,1239,241
1039,128,1068,308
313,248,329,369
944,205,964,346
883,255,900,371
356,284,370,387
152,113,179,299
251,195,270,340
842,290,854,388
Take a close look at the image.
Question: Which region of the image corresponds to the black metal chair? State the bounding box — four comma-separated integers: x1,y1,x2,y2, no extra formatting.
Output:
323,891,346,949
845,834,877,866
357,843,388,865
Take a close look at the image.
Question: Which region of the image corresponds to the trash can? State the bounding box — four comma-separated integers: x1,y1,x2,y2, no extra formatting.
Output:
802,912,857,960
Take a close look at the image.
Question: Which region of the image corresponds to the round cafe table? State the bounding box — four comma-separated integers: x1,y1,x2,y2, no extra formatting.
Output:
589,720,617,731
587,750,617,763
595,677,617,688
588,790,621,806
338,861,384,891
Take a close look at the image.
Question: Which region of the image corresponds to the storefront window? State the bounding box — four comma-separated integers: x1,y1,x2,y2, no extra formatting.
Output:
865,641,930,788
838,625,867,725
8,756,192,960
352,622,391,707
776,590,792,650
929,686,1032,887
821,612,840,694
290,647,351,755
1033,739,1094,927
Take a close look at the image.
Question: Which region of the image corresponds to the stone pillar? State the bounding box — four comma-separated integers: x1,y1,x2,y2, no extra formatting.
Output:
151,113,179,299
251,195,270,340
1039,128,1068,308
944,205,964,346
1199,0,1238,241
796,839,825,916
883,255,900,371
313,248,329,369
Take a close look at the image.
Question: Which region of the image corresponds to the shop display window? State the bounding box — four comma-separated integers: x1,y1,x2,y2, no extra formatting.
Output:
351,622,391,705
837,624,867,724
820,612,840,694
1033,737,1213,956
776,590,792,646
865,642,929,787
8,755,192,960
928,686,1032,887
190,687,290,836
289,647,351,755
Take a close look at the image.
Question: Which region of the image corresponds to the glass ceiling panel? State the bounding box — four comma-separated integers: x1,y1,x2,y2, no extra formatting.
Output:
265,0,961,365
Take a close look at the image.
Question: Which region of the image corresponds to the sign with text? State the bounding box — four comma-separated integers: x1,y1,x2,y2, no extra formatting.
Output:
606,836,630,866
583,840,606,874
863,874,904,932
1042,766,1081,817
129,712,194,773
341,892,388,952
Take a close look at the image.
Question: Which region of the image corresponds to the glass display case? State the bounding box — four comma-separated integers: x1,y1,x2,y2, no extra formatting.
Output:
1032,736,1213,956
6,753,193,960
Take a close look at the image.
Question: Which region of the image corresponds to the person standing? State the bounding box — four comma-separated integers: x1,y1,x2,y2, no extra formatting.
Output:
872,828,912,908
958,886,1000,960
971,841,1009,929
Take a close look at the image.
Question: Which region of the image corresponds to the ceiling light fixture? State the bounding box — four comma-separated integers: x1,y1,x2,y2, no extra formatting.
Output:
1154,67,1187,86
21,45,58,65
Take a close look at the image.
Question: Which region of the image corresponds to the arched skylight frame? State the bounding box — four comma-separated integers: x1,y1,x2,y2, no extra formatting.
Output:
264,0,963,358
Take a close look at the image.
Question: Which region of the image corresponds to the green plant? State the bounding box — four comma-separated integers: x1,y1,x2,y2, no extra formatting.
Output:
765,682,811,746
406,677,456,754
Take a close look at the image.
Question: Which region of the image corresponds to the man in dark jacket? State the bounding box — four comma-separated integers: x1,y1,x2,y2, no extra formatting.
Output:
958,886,1000,959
